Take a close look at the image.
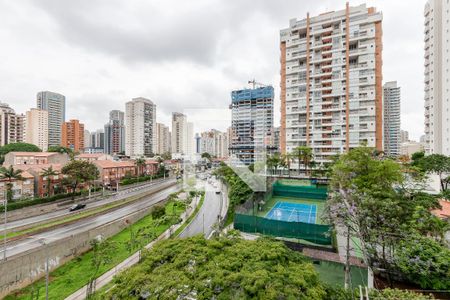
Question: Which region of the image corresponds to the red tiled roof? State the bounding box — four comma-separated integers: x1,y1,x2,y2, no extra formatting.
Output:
94,160,135,168
10,152,58,157
0,170,34,180
431,200,450,220
145,160,159,165
76,153,111,159
12,164,63,173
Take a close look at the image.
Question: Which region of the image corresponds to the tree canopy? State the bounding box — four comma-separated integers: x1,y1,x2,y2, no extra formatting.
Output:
61,160,99,197
47,145,73,154
326,146,448,289
103,236,326,299
0,142,41,164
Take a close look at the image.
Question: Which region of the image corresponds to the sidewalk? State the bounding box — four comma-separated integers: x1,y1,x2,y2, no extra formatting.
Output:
64,193,200,300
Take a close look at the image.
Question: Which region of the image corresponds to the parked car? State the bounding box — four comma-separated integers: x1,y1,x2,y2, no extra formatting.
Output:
215,190,221,194
69,203,86,212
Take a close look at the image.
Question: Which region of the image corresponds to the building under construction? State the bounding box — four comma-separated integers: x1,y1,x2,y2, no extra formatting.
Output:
229,85,274,165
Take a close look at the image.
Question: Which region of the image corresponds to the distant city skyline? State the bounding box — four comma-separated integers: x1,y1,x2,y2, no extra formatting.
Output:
0,1,427,140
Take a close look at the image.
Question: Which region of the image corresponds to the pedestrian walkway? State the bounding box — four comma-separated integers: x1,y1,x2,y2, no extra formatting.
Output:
65,180,228,300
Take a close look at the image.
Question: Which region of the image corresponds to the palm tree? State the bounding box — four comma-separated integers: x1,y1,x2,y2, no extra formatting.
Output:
42,166,58,197
0,166,24,202
281,153,291,177
267,153,282,175
134,157,146,177
291,146,313,177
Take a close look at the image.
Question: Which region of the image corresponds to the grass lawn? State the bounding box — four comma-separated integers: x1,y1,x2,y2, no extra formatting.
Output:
313,259,368,288
5,201,185,300
256,196,327,225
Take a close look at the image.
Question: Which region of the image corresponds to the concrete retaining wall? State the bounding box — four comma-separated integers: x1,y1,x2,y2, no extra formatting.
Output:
0,184,179,298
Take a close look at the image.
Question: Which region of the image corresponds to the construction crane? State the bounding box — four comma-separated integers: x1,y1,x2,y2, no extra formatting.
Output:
248,79,270,89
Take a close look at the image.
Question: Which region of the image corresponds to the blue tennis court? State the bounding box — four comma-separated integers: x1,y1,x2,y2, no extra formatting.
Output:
265,201,317,224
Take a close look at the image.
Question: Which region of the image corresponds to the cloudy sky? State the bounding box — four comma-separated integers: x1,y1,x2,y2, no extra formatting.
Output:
0,0,425,140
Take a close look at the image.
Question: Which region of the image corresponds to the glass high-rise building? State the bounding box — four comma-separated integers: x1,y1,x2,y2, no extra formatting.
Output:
37,91,66,147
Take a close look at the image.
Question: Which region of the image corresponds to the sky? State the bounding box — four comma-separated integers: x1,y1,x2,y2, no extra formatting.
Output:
0,0,425,141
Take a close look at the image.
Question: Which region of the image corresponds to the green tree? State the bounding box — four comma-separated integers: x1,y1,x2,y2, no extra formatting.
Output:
41,166,59,197
103,236,326,299
395,235,450,290
47,145,74,156
419,154,450,191
411,151,425,167
0,166,24,202
161,152,171,161
325,146,444,286
134,157,146,177
61,160,99,199
201,152,212,161
267,152,282,174
291,146,313,176
0,142,41,164
87,238,117,298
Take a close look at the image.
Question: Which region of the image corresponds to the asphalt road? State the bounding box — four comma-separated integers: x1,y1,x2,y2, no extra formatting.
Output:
2,183,179,259
179,180,222,238
2,178,172,232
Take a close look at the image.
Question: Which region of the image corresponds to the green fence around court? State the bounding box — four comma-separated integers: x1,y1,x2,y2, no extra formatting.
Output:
234,213,332,245
272,181,328,200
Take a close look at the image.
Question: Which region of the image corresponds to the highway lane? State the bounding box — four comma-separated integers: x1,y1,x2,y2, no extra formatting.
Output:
179,180,222,238
2,184,180,259
2,178,173,232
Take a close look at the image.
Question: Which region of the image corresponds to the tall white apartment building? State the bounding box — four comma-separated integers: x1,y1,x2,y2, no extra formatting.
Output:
186,122,194,156
424,0,450,154
0,103,24,146
383,81,401,156
400,130,409,143
104,110,125,155
24,109,49,151
125,97,156,157
37,91,65,147
200,129,229,158
171,112,187,155
84,130,91,148
156,123,171,154
280,4,383,163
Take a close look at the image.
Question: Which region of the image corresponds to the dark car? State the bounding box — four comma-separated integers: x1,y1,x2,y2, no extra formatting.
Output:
69,203,86,212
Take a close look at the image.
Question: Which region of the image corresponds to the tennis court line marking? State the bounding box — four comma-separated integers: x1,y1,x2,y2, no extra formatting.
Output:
288,207,296,222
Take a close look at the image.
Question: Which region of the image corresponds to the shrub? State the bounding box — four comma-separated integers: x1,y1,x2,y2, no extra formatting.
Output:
151,205,166,219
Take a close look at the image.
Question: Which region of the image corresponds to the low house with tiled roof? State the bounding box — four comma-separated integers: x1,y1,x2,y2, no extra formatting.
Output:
0,170,34,201
144,159,159,176
3,152,69,167
93,160,136,186
75,153,113,162
431,199,450,221
13,164,67,197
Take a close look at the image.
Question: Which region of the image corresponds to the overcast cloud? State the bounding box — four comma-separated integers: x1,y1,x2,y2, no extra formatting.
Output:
0,0,425,140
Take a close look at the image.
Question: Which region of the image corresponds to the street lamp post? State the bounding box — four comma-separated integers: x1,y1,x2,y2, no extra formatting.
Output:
3,190,7,261
39,239,49,300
